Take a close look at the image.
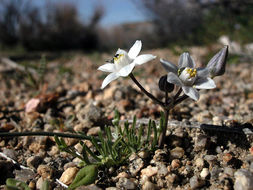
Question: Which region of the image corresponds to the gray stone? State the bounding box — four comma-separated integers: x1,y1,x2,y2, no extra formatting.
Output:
129,158,144,176
189,176,205,189
77,102,102,125
234,169,253,190
116,177,136,189
157,162,169,176
3,148,17,160
210,166,222,180
194,134,210,151
15,169,36,183
170,147,185,159
142,180,158,190
224,167,234,177
26,155,43,169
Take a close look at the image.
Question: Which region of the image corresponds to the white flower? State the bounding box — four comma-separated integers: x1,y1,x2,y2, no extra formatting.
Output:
98,40,156,89
160,52,216,101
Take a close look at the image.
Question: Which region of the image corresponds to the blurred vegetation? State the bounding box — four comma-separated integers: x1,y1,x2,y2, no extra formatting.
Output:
0,0,103,51
139,0,253,47
0,0,252,52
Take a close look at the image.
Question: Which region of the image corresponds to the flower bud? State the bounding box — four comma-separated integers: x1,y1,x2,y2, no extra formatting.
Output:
207,46,228,78
159,75,174,92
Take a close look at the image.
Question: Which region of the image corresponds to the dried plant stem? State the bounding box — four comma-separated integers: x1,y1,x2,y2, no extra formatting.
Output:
0,131,93,141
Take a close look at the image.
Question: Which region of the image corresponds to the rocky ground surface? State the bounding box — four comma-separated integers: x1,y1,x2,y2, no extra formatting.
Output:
0,46,253,190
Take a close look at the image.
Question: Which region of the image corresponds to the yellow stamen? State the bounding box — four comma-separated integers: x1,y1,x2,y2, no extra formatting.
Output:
186,68,197,78
113,54,123,63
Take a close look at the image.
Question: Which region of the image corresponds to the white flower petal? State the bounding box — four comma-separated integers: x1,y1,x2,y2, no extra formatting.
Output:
194,77,216,89
182,86,199,101
178,52,195,68
160,59,178,74
98,63,116,72
118,62,135,77
128,40,142,59
134,54,156,65
116,48,127,55
167,72,183,86
197,68,209,78
101,72,119,89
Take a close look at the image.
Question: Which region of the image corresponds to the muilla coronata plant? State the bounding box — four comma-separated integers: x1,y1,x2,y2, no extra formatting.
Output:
98,40,228,147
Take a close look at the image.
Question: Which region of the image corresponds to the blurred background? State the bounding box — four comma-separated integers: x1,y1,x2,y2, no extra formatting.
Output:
0,0,252,52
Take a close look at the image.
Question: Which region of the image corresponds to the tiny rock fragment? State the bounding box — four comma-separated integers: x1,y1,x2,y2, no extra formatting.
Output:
129,158,144,176
142,180,159,190
190,176,205,189
195,157,204,169
200,168,209,179
29,142,45,153
59,167,79,185
116,177,136,190
25,98,40,113
37,164,54,179
141,166,158,177
170,147,185,159
171,159,181,169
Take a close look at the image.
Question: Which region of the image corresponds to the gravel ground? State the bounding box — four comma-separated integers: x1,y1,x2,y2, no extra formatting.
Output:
0,46,253,189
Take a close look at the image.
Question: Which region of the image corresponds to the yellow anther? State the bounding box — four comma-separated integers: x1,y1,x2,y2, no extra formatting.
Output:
185,67,197,78
113,54,123,63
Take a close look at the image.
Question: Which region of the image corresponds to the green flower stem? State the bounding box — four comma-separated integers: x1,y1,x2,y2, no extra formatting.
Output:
0,131,93,141
158,92,169,147
129,73,164,107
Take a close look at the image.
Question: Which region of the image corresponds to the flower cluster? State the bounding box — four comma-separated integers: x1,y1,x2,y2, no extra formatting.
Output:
99,40,228,101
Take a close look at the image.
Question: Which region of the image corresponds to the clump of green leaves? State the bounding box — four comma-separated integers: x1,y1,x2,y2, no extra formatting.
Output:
54,110,164,188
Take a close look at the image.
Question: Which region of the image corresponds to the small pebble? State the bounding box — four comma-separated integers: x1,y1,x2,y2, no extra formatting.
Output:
166,173,178,184
190,176,205,189
170,147,185,159
129,158,144,176
59,167,79,185
3,149,17,160
87,127,101,136
142,180,158,190
27,156,43,169
141,166,158,177
194,134,210,151
36,177,45,190
223,153,233,163
138,151,149,159
37,165,54,179
157,162,168,176
224,167,235,177
200,168,209,179
116,172,129,179
195,157,204,169
171,159,181,169
116,177,136,190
